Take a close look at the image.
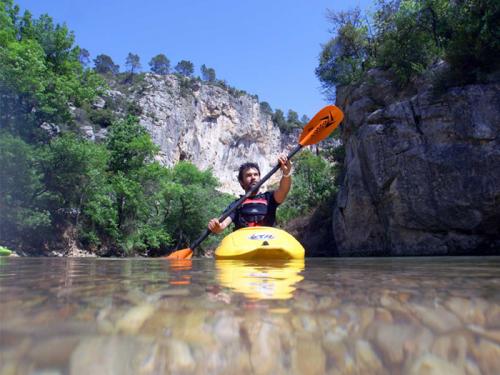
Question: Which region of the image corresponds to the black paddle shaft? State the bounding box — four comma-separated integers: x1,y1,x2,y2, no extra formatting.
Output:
189,144,303,252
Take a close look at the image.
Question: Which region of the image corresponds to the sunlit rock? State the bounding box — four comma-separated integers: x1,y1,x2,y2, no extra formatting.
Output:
408,353,465,375
165,339,196,373
473,338,500,375
116,304,155,334
355,339,383,374
373,323,420,365
485,305,500,327
70,337,159,374
445,297,488,326
28,337,79,368
291,336,326,375
247,321,285,375
431,333,468,367
409,304,462,333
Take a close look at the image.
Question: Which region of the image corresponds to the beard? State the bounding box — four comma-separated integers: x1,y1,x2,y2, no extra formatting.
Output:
245,181,259,192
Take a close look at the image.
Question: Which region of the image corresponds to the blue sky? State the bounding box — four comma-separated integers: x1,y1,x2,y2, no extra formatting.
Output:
16,0,373,118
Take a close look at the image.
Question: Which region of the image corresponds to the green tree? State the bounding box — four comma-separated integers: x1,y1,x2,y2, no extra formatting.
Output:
78,47,90,67
374,0,442,85
442,0,500,82
106,116,158,174
161,162,233,250
38,134,108,227
94,54,119,74
317,0,499,90
200,64,216,82
316,7,371,90
0,132,51,245
277,150,339,223
149,53,170,75
125,52,141,74
287,110,301,128
174,59,194,77
103,116,171,253
272,109,287,131
0,2,102,141
259,101,273,115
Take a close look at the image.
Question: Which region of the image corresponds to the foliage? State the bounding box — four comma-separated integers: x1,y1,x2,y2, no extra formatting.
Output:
259,101,273,115
174,59,194,77
272,108,302,133
286,110,301,128
317,0,500,89
0,1,103,141
88,107,116,127
277,150,341,223
78,47,90,67
38,134,108,228
0,132,51,244
161,162,233,251
316,8,371,90
106,116,158,173
149,53,170,75
0,1,325,256
200,64,216,82
442,0,500,83
374,0,443,85
125,52,141,74
300,115,310,124
272,109,287,131
178,76,200,98
94,53,119,75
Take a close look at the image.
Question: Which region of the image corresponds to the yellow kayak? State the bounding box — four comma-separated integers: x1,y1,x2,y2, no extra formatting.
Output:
215,227,305,260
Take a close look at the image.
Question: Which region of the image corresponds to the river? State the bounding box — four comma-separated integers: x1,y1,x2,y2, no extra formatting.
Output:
1,257,499,374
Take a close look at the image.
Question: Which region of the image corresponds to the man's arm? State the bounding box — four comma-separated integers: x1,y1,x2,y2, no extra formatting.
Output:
274,155,292,204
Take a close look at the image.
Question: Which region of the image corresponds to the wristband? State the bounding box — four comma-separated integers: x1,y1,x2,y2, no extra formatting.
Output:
282,170,293,178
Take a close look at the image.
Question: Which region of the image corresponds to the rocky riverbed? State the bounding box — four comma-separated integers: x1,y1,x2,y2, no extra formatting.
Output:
1,257,499,374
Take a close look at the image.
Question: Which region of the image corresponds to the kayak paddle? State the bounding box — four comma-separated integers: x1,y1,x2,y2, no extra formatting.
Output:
166,105,344,259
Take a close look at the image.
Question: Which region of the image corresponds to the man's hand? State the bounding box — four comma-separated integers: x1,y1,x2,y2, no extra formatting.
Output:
274,154,293,204
208,218,223,234
278,154,292,177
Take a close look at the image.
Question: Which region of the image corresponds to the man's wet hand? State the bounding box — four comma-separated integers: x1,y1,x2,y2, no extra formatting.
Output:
208,218,223,234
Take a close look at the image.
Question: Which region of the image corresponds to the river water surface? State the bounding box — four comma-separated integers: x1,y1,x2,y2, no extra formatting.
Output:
1,257,499,374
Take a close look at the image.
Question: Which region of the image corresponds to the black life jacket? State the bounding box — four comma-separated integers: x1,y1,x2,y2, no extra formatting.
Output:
238,196,269,227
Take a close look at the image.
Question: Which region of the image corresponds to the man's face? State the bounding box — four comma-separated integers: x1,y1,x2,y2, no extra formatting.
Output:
239,167,260,192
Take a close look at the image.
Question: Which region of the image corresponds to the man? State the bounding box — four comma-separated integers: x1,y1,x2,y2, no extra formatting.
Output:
208,155,292,233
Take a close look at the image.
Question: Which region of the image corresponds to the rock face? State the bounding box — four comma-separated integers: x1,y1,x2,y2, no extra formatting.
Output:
128,74,287,195
333,68,500,255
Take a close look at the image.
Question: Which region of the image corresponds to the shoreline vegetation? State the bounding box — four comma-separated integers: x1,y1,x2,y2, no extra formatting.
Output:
1,0,498,256
0,0,340,257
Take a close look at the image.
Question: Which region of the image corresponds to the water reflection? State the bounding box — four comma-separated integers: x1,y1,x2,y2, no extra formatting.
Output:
216,259,304,300
167,259,193,285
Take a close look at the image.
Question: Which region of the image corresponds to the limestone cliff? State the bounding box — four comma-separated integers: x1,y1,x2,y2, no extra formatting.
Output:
94,74,292,195
333,67,500,255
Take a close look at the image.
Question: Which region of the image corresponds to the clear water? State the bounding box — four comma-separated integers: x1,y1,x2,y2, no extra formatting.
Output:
1,257,499,374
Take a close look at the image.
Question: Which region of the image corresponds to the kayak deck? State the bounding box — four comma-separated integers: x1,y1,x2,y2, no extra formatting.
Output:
215,227,305,260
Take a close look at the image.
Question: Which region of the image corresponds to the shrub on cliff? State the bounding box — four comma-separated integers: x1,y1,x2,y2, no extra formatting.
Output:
317,0,500,90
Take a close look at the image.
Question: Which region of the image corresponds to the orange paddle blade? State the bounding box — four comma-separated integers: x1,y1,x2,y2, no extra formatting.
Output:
165,248,193,259
299,105,344,146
